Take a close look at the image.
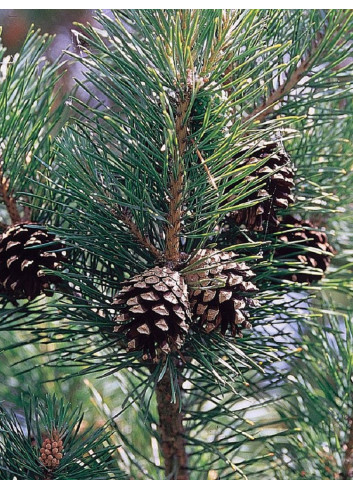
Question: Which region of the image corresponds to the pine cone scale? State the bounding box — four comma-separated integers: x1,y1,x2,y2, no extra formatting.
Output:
0,223,66,300
184,249,258,336
113,266,191,361
227,141,295,231
276,215,335,283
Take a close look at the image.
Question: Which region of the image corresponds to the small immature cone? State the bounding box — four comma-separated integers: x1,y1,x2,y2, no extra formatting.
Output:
113,266,191,362
275,215,335,283
227,141,295,231
183,249,259,336
39,430,64,471
0,223,67,300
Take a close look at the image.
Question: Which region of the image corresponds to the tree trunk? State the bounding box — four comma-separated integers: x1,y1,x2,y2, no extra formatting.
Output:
155,372,189,480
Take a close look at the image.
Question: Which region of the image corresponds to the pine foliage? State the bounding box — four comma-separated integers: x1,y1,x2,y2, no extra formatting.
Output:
0,394,127,480
0,10,353,480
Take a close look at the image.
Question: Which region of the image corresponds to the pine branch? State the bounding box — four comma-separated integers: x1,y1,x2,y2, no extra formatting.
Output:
243,11,353,124
0,28,65,199
119,207,163,261
2,11,353,481
165,92,191,264
0,394,127,480
243,28,325,124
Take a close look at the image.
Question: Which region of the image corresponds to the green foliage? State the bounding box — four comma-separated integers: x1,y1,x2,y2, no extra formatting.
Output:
0,394,127,480
269,300,353,480
0,9,353,480
0,26,66,223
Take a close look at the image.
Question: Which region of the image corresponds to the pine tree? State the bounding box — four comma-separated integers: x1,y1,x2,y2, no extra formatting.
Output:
1,10,353,480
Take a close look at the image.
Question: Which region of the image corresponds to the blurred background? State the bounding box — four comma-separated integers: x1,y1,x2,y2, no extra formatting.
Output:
0,10,104,93
0,10,93,54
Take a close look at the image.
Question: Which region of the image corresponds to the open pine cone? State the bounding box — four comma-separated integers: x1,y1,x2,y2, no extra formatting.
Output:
275,215,335,283
183,249,259,336
227,141,295,231
0,223,66,300
113,266,191,362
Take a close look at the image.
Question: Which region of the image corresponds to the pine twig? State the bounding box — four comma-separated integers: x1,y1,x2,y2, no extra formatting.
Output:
0,157,22,225
165,92,190,264
243,29,326,124
155,371,189,480
97,190,163,260
191,139,218,191
118,208,163,261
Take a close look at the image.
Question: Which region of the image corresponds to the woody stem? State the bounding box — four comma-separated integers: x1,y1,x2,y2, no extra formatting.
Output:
155,371,189,480
242,28,326,124
164,93,190,265
342,411,353,479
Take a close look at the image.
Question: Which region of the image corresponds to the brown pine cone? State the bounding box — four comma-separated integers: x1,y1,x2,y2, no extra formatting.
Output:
0,223,67,300
276,215,335,283
183,249,259,336
227,141,295,231
113,266,191,362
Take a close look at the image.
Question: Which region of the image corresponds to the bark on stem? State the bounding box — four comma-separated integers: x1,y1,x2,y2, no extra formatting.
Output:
342,415,353,479
119,209,163,261
165,94,190,265
155,372,189,480
242,30,325,125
